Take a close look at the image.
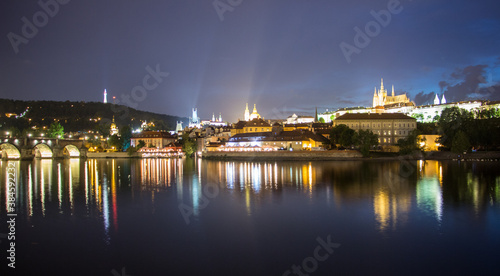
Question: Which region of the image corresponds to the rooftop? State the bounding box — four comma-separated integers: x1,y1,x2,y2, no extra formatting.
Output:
335,113,415,120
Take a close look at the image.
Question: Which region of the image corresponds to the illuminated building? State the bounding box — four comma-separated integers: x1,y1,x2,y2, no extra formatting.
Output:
110,116,119,136
189,108,200,128
243,118,271,133
130,131,176,148
334,113,416,146
103,89,107,103
224,129,328,151
372,78,410,107
243,103,261,121
286,114,315,124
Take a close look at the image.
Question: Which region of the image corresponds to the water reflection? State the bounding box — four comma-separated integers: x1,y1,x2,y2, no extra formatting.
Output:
1,158,499,238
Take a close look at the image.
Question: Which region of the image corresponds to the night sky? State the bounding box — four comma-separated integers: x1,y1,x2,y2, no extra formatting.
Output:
1,0,499,122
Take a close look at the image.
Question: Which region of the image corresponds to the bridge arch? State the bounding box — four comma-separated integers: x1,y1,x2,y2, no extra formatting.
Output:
33,143,53,158
0,143,21,159
63,145,80,158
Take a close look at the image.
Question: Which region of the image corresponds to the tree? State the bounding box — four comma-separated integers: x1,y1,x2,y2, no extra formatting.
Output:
339,127,356,148
411,113,424,122
318,117,325,123
397,129,424,155
437,107,473,149
355,129,379,157
120,125,132,150
108,134,122,150
137,140,146,149
330,124,355,148
181,133,197,157
48,122,64,138
451,130,470,153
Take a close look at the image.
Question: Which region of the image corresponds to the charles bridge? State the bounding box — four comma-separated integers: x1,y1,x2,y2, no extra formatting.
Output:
0,137,87,160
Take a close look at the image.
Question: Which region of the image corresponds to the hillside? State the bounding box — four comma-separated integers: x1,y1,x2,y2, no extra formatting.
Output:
0,98,187,134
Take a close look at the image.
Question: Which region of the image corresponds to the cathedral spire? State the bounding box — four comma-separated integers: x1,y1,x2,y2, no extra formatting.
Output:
244,103,250,121
380,78,384,92
392,85,394,97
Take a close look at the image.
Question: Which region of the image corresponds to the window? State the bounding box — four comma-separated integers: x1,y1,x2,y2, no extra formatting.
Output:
250,128,252,131
388,138,391,143
388,131,391,135
261,128,264,131
384,138,387,143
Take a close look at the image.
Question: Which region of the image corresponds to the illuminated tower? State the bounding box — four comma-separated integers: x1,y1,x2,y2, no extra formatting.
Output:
176,121,183,132
193,108,199,123
103,89,107,103
441,94,446,104
244,103,250,121
212,113,215,122
219,113,222,122
434,93,440,105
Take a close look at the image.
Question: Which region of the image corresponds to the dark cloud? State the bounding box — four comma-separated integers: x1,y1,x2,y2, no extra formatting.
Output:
439,81,448,92
444,65,488,102
413,91,435,106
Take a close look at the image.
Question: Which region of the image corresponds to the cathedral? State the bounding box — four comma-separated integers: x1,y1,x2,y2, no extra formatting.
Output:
244,103,261,121
372,79,410,107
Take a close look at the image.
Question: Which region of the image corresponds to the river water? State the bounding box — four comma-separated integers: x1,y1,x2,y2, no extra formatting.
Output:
1,158,499,275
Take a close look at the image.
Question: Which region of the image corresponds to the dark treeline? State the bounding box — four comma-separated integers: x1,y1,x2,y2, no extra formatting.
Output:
0,98,186,135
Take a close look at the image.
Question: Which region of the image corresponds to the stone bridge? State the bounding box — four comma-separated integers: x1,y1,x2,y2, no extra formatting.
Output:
0,137,87,160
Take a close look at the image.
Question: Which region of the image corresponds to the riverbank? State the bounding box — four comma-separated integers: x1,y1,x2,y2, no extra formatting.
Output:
202,150,500,161
202,150,362,161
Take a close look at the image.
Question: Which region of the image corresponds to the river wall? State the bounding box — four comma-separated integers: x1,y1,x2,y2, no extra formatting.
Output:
202,150,363,161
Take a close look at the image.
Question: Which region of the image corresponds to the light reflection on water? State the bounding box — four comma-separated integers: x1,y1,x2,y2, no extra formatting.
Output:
1,159,499,230
0,158,500,275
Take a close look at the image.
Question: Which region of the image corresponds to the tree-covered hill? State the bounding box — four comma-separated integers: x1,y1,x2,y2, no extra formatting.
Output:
0,98,187,135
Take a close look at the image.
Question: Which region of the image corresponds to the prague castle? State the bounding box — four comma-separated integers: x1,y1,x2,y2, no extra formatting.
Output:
372,79,410,107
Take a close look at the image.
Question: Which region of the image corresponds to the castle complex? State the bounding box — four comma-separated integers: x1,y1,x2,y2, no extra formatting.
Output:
372,79,410,107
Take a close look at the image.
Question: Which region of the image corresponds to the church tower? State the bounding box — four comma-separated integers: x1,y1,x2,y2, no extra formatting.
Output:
103,89,107,103
434,93,440,105
212,113,215,122
392,85,395,97
176,121,183,132
441,94,446,104
219,113,222,122
244,103,250,121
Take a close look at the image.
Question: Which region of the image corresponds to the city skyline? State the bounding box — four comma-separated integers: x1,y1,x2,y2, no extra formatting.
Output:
1,0,499,122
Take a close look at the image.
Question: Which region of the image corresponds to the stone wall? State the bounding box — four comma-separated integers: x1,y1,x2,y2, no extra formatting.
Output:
202,150,362,161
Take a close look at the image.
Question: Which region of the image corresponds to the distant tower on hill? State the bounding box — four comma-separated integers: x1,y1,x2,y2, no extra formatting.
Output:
103,89,107,103
441,94,446,104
